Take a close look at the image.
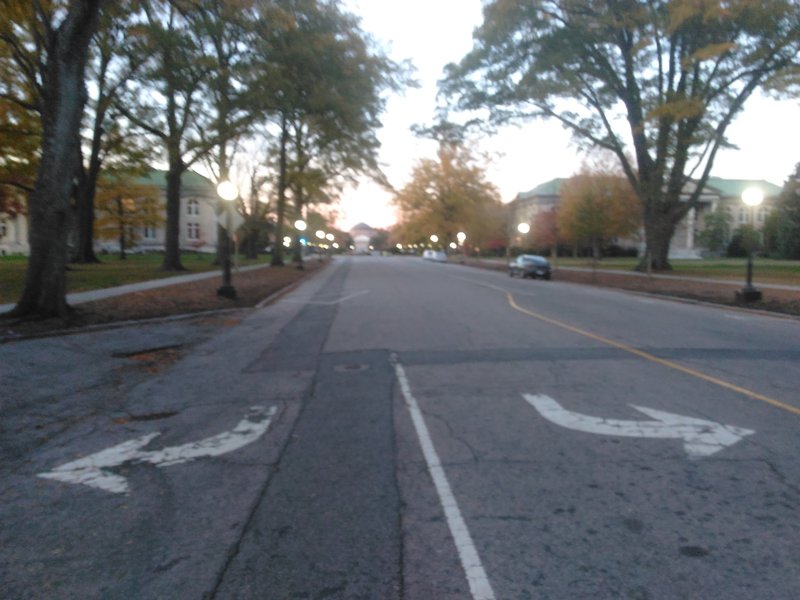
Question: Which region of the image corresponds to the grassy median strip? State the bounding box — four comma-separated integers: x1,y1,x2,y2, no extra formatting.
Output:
478,256,800,284
0,253,272,304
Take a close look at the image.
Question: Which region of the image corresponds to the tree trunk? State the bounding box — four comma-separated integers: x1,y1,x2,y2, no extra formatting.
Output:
638,214,676,271
117,195,127,260
292,196,304,270
591,237,601,262
72,92,106,264
72,160,100,264
271,116,289,267
244,218,259,259
161,152,186,271
8,2,101,319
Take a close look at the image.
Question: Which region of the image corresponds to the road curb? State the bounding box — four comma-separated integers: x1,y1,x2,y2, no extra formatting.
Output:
0,261,331,344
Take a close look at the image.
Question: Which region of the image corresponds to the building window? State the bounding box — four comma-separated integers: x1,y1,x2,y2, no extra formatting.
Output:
0,223,6,238
757,207,767,223
143,226,156,240
187,199,199,216
738,207,748,224
187,223,200,240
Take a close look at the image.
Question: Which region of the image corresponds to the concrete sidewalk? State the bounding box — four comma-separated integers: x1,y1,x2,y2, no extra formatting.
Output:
0,263,271,314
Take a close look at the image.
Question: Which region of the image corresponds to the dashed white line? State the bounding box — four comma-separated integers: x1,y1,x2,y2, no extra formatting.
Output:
391,355,496,600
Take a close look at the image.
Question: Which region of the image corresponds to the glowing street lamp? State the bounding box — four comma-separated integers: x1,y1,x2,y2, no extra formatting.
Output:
737,187,764,302
216,180,238,299
291,219,308,269
456,231,466,244
508,222,530,258
326,233,335,242
315,229,326,240
430,234,439,244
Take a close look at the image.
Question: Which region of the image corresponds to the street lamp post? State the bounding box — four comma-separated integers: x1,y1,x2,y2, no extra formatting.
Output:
736,187,764,302
513,222,530,257
294,219,307,269
456,231,467,262
216,180,238,299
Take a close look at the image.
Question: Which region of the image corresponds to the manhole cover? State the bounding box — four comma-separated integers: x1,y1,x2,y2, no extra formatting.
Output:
333,363,370,373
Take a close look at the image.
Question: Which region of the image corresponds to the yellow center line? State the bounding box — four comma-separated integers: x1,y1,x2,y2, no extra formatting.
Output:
507,292,800,417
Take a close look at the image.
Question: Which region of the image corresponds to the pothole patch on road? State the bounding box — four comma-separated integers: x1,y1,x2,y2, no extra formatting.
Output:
113,344,185,373
333,363,370,373
113,411,179,425
679,545,710,558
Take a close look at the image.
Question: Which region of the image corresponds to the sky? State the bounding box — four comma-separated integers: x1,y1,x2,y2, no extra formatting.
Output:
335,0,800,232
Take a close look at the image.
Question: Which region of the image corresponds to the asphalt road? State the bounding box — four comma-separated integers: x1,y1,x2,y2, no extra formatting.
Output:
2,255,799,599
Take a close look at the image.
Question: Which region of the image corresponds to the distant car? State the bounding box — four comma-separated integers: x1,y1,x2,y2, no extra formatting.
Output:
509,254,552,279
422,249,447,263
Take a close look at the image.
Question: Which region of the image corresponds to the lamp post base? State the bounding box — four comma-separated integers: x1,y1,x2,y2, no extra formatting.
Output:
735,287,762,302
217,284,237,299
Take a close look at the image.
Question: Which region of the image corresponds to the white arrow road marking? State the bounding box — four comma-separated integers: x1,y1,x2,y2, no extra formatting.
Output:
38,406,277,494
524,394,754,458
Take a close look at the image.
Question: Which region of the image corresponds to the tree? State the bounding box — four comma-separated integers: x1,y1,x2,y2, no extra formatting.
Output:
252,0,408,266
443,0,800,270
73,2,151,264
117,0,235,271
393,140,504,250
727,223,761,258
94,178,162,259
697,206,732,256
763,162,800,258
236,156,275,259
192,0,263,269
369,229,389,252
557,169,641,260
2,1,103,318
531,208,559,256
0,40,39,215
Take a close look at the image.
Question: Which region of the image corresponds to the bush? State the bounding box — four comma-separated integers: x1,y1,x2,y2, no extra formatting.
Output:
604,244,639,257
727,225,760,257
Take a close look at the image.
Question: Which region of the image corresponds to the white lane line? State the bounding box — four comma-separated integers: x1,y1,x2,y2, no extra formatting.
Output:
391,355,496,600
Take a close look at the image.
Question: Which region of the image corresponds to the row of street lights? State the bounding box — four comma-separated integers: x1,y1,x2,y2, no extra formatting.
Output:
216,180,343,297
218,180,766,303
428,231,467,247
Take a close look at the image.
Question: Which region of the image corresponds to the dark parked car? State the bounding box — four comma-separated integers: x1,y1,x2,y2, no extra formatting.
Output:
508,254,552,279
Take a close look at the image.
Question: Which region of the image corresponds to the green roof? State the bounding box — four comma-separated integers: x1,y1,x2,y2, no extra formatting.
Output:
518,176,782,200
518,178,566,199
704,177,782,198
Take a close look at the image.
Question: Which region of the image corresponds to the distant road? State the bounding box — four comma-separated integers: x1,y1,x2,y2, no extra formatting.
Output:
4,255,800,599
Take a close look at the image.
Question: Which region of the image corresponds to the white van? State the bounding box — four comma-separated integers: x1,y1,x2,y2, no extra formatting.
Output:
422,249,447,262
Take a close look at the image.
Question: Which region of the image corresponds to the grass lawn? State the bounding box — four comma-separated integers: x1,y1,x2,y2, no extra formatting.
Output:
478,256,800,285
0,253,271,304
